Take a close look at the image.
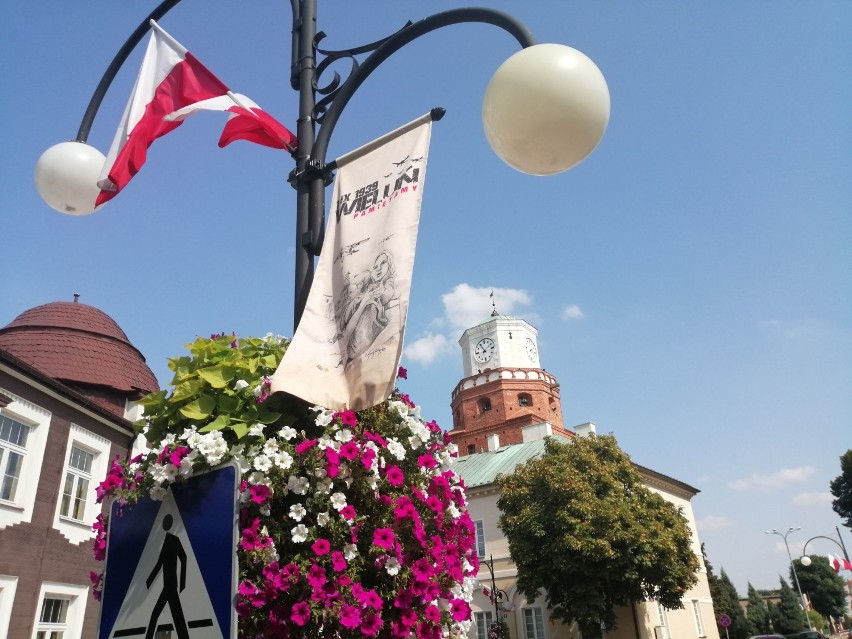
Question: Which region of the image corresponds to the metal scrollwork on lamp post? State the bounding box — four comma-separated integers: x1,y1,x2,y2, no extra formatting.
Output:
34,0,610,332
799,526,852,599
480,554,510,639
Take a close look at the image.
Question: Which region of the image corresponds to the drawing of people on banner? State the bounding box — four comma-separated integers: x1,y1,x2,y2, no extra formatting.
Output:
331,249,399,368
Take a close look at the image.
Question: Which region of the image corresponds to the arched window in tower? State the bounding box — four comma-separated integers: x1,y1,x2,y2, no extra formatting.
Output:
478,397,492,413
518,393,532,407
549,396,557,411
467,444,476,455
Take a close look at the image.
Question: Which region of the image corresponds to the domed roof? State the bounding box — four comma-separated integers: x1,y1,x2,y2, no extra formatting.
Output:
0,300,158,396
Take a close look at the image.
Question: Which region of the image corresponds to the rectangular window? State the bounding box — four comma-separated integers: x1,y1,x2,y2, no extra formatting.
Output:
691,600,705,637
0,414,29,502
474,520,486,558
474,611,494,639
656,600,668,627
35,597,69,639
59,446,94,521
523,607,545,639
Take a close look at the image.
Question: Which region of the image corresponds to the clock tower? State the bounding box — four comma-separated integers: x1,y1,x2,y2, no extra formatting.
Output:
450,310,572,455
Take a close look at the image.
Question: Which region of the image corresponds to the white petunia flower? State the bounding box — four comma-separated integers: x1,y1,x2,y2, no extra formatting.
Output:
291,524,309,543
343,543,359,560
288,476,309,495
334,428,353,443
253,454,272,473
234,379,250,390
313,407,334,427
289,504,307,521
407,434,424,450
315,478,333,494
248,423,265,437
317,512,330,527
275,451,294,470
278,426,297,440
329,492,347,511
150,485,167,501
385,557,401,576
386,438,406,460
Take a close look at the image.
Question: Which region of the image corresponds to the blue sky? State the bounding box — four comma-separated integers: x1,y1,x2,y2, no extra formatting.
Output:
2,1,850,597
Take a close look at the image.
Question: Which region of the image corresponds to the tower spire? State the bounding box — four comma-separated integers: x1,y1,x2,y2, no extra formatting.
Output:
490,289,498,316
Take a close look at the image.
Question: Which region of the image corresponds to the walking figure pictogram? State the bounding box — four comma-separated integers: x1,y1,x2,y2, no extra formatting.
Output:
145,514,189,639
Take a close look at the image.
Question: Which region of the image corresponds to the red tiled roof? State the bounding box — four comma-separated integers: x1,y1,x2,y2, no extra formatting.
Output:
0,301,159,395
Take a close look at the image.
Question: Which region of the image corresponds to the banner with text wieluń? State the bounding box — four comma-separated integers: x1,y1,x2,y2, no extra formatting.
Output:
271,113,433,410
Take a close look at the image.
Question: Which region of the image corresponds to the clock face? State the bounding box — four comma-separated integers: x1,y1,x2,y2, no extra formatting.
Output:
473,337,496,363
525,337,538,361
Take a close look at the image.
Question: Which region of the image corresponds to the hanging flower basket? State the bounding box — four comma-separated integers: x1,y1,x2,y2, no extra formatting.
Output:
92,333,478,639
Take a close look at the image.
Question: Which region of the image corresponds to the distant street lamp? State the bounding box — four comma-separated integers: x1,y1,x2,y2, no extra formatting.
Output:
765,527,813,630
799,526,852,599
34,0,610,332
480,555,510,638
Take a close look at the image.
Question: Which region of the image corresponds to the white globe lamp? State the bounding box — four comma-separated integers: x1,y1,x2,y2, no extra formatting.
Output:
800,555,812,566
482,43,610,176
34,141,106,215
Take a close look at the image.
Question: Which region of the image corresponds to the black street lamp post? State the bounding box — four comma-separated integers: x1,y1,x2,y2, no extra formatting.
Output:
35,0,610,332
480,554,510,638
800,526,852,600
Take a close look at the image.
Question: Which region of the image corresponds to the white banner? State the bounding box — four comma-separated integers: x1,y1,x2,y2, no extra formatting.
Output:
271,113,434,410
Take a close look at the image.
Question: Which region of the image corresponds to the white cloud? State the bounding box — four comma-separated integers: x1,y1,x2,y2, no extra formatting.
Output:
696,515,733,532
442,284,532,331
728,466,817,492
406,283,533,367
403,333,454,365
790,492,834,507
561,304,585,320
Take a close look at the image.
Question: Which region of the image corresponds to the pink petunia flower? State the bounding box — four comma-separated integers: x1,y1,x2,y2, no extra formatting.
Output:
312,538,331,556
397,366,407,379
361,612,383,636
339,604,362,629
291,601,311,626
385,465,404,486
340,504,356,521
373,528,395,550
450,598,471,622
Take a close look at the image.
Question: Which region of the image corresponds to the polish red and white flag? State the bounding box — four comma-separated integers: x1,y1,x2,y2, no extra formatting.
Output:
96,20,295,206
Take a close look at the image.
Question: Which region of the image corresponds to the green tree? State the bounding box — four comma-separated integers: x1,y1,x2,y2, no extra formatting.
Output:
773,577,806,634
830,449,852,529
793,556,847,619
497,435,699,631
704,548,748,639
744,583,770,635
716,571,749,639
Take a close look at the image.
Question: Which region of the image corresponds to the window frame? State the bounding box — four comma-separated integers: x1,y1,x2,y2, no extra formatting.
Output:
0,575,18,639
53,424,111,544
0,413,30,503
59,445,95,522
0,391,51,531
474,519,486,558
474,610,494,639
523,606,545,639
31,582,88,639
691,599,705,637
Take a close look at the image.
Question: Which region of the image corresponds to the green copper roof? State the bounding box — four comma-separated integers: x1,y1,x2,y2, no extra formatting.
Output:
452,436,569,488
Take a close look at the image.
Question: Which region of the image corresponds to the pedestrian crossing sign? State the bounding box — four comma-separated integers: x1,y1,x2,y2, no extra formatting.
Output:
97,463,239,639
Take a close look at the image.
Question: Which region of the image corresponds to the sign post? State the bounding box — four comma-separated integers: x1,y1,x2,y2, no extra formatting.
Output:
718,613,732,639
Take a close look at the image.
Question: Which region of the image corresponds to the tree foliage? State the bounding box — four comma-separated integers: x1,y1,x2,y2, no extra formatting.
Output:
497,435,699,630
744,583,771,636
772,578,806,634
704,548,749,639
793,556,847,619
830,449,852,529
